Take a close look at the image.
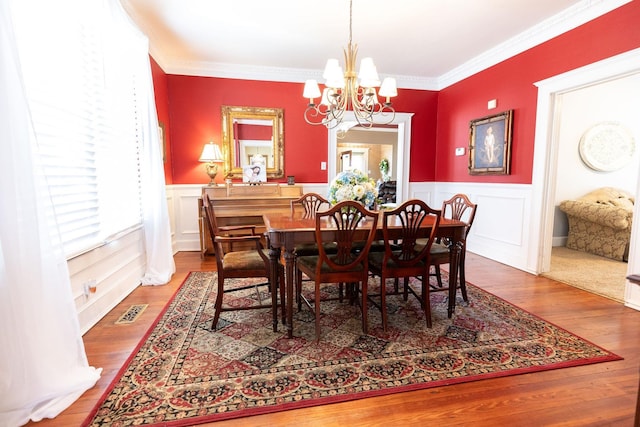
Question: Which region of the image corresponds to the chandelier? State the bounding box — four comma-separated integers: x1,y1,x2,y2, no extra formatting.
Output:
303,0,397,129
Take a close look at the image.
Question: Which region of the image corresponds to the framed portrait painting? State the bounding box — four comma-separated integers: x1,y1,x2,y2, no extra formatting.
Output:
468,110,513,175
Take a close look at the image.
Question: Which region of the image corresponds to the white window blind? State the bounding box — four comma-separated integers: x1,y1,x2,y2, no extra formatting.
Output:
12,0,143,258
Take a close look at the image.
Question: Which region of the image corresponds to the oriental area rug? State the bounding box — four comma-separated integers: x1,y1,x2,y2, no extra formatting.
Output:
83,271,621,426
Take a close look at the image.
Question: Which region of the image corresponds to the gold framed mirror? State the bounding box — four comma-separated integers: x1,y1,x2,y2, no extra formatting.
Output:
221,105,284,179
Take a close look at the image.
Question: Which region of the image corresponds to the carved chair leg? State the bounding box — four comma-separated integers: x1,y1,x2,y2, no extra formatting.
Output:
211,275,225,331
296,267,303,312
349,282,360,305
380,276,388,331
361,280,369,334
459,251,469,302
402,277,409,301
314,281,322,342
278,266,286,325
422,275,432,328
435,265,443,288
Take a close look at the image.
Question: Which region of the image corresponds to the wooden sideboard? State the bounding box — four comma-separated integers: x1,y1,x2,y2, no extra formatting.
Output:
199,183,303,257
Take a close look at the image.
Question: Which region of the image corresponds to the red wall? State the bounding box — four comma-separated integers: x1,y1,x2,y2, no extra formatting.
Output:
150,57,173,183
436,0,640,184
164,76,437,185
152,1,639,186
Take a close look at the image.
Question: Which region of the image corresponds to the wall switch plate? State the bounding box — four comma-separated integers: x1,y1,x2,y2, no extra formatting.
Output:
487,99,497,109
321,161,327,170
455,147,466,156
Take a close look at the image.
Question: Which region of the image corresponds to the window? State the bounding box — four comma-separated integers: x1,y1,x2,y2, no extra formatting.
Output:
12,0,144,258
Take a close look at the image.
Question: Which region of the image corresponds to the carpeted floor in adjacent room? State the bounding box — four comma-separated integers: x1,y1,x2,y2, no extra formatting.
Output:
542,246,628,303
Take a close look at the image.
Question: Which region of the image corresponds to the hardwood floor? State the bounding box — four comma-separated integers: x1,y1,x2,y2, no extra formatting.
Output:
27,252,640,426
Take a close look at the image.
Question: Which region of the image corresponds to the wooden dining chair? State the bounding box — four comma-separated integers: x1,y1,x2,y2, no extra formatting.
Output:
289,193,342,310
368,199,441,330
203,194,277,331
295,200,379,341
429,193,477,302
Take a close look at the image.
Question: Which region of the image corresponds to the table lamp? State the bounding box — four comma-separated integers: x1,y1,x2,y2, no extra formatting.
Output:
199,141,224,186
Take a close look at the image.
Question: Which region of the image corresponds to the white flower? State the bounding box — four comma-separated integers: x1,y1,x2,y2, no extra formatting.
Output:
335,186,353,202
328,169,378,207
352,184,365,199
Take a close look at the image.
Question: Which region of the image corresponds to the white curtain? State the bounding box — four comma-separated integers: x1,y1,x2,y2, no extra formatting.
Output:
106,0,176,285
0,0,101,425
0,0,174,424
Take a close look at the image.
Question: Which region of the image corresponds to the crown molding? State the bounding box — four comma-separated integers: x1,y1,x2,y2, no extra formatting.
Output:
151,0,630,91
436,0,631,89
159,60,440,90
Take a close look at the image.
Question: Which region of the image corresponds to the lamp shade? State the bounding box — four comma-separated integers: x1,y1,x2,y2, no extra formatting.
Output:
358,57,380,88
379,77,397,98
199,142,223,162
303,80,321,100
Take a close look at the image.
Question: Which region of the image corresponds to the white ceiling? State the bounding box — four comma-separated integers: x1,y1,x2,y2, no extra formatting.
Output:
120,0,628,90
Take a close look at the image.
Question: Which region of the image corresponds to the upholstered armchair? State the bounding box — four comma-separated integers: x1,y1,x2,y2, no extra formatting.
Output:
559,187,634,261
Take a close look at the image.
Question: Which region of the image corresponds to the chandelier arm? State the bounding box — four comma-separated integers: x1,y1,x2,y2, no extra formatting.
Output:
304,104,331,126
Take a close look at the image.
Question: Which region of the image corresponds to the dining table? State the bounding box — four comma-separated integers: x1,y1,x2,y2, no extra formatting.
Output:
263,211,467,339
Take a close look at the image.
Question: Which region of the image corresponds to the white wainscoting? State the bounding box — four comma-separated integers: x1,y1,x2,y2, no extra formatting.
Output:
69,228,146,334
409,182,535,273
73,188,178,334
168,185,203,252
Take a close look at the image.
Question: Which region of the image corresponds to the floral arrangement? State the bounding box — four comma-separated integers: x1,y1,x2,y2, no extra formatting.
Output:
379,158,390,182
328,169,378,207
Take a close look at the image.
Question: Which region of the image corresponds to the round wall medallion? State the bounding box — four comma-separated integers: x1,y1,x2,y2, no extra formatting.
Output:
578,122,635,172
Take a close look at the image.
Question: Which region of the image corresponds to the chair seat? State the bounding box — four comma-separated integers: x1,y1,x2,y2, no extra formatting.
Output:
294,242,337,257
223,249,270,272
353,240,398,253
430,242,450,255
297,254,366,274
368,251,428,270
414,239,449,253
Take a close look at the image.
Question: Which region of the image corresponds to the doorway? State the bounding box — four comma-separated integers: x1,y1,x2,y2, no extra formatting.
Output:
531,48,640,303
328,112,414,204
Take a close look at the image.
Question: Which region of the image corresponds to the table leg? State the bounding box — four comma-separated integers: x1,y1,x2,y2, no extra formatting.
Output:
447,240,462,318
283,247,296,339
268,246,279,332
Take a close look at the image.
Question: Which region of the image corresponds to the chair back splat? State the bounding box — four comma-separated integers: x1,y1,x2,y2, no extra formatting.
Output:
316,202,377,272
290,192,330,218
387,202,436,266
